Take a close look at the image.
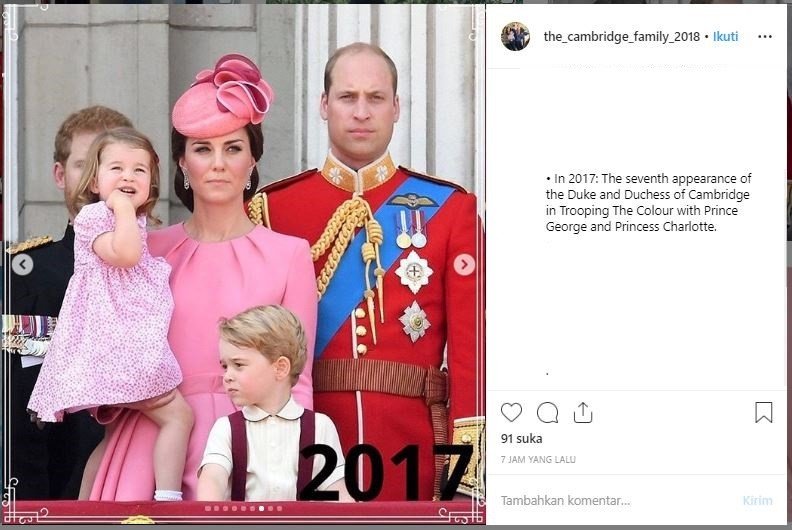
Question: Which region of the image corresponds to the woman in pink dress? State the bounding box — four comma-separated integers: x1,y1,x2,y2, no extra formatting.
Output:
88,54,317,501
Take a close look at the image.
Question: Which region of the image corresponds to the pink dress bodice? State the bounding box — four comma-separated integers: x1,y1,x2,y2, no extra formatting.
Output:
90,223,317,501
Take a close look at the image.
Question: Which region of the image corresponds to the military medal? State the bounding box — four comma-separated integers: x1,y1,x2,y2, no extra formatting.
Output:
395,250,433,294
399,301,431,343
396,210,412,249
411,211,427,248
22,338,49,357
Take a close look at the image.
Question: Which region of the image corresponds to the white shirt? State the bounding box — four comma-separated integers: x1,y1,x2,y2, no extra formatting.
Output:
199,396,345,501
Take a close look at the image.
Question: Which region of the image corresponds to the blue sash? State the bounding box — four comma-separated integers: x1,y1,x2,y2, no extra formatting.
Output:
315,176,455,358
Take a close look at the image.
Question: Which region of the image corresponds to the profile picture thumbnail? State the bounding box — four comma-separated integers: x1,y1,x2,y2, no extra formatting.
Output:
502,22,529,51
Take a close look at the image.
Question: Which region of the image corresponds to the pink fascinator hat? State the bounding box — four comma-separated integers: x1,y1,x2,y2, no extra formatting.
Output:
172,53,275,139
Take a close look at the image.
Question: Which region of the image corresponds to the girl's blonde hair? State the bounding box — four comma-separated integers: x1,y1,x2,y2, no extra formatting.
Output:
69,127,161,224
218,305,307,386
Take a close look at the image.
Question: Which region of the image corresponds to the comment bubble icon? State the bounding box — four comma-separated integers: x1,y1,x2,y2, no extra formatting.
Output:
537,402,559,423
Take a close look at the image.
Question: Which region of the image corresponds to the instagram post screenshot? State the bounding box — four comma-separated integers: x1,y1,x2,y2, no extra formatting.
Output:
1,3,484,525
1,1,789,527
487,2,786,526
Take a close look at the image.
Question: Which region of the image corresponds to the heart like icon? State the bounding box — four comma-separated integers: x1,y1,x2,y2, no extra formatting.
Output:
501,402,522,422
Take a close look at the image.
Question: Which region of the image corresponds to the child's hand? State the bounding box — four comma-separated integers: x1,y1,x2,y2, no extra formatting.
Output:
105,189,136,213
92,187,144,268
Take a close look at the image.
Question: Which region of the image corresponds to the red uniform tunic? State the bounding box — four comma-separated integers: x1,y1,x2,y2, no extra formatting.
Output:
258,152,484,501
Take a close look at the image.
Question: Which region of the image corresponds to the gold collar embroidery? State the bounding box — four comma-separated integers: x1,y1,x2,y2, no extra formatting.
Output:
321,151,397,194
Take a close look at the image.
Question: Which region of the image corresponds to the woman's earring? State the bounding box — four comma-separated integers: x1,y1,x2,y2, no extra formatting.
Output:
182,167,190,190
245,168,253,191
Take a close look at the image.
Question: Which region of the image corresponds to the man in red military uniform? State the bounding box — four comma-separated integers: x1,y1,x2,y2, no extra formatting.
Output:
248,43,484,501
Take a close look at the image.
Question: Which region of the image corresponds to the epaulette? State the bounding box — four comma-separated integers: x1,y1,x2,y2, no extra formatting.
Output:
6,235,54,255
247,170,319,227
259,169,319,194
398,166,469,193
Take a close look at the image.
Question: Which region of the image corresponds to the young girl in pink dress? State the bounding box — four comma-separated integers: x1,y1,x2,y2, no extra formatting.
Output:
27,128,194,502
